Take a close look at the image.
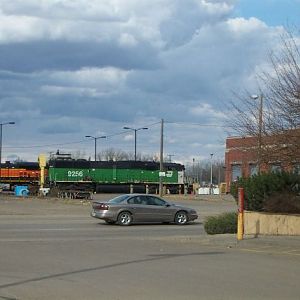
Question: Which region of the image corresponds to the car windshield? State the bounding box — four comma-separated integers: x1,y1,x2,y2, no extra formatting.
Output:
108,195,130,204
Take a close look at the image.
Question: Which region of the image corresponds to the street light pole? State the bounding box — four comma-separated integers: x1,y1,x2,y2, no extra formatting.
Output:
210,153,213,195
192,158,195,183
167,154,175,162
0,122,15,180
134,129,137,162
123,126,148,161
94,138,97,162
85,135,106,162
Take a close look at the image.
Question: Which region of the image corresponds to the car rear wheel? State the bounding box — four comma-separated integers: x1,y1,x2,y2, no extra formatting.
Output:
175,211,188,225
117,211,132,226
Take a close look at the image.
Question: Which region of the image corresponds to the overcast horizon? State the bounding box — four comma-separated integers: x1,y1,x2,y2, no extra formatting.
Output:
0,0,299,166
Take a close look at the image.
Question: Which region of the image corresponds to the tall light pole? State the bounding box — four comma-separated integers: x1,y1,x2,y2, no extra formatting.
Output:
85,135,106,161
123,126,148,161
210,153,213,195
0,121,15,179
192,158,195,182
251,94,263,174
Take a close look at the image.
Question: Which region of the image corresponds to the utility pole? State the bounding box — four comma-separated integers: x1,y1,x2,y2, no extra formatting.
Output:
258,94,263,174
0,122,15,180
159,119,164,197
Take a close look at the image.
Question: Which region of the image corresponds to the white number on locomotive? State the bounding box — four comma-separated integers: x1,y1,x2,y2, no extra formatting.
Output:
67,170,84,177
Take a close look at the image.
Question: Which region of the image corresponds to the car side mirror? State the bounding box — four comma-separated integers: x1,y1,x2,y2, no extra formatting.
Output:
165,203,171,207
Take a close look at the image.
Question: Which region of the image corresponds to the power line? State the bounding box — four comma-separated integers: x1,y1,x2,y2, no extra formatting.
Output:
2,121,232,150
3,140,88,149
3,121,161,149
165,121,229,128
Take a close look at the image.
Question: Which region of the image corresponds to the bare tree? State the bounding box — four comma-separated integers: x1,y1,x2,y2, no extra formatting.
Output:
261,30,300,164
99,148,129,161
185,159,225,184
72,150,86,160
227,29,300,167
263,31,300,128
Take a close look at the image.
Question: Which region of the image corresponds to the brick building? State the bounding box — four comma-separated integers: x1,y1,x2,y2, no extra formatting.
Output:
224,135,297,192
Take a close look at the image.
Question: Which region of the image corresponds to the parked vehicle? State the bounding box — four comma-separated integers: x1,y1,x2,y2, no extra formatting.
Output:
91,194,198,225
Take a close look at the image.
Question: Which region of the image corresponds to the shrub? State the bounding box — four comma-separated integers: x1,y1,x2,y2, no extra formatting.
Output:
230,172,300,213
204,212,237,235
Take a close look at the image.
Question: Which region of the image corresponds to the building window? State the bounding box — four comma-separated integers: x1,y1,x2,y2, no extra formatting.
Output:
293,164,300,175
270,164,282,173
231,164,241,181
249,164,258,176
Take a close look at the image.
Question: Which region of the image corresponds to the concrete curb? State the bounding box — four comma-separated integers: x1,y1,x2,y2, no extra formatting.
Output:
168,234,300,250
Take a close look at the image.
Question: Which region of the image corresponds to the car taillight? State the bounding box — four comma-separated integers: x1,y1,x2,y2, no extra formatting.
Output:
94,204,109,210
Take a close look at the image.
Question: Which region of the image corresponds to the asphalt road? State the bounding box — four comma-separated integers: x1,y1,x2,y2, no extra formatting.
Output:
0,195,299,300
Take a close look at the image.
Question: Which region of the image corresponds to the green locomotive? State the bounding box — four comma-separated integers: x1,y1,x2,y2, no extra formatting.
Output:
48,157,185,193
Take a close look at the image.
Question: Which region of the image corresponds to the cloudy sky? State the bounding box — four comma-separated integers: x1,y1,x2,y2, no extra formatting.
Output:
0,0,299,165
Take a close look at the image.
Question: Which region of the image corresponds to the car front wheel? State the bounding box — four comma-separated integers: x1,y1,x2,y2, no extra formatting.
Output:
117,211,133,226
175,211,188,225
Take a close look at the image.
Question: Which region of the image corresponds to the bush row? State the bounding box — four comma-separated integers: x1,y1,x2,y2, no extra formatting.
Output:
204,212,237,235
230,172,300,213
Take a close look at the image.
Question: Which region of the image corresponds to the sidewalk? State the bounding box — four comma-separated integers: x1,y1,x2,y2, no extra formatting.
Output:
236,234,300,254
165,193,236,202
172,233,300,256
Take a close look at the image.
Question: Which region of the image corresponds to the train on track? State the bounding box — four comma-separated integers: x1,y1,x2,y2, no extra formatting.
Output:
0,154,186,194
0,161,41,186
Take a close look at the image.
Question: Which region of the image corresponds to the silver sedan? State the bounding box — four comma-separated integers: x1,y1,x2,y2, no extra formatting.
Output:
91,194,198,226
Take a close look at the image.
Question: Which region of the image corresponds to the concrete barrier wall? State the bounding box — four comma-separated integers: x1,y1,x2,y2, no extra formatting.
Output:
244,211,300,236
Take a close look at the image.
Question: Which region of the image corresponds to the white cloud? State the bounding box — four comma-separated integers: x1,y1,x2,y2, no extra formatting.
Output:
123,134,134,141
226,17,268,34
47,67,130,88
37,67,130,98
189,103,226,120
198,0,235,14
0,0,236,47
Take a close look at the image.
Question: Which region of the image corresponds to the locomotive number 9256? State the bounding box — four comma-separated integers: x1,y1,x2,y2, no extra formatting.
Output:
67,170,84,177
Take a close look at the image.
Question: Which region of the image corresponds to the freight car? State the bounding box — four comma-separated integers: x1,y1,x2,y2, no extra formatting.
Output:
48,158,185,194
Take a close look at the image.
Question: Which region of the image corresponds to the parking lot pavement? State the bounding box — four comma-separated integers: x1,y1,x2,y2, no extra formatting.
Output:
0,193,297,251
0,195,300,300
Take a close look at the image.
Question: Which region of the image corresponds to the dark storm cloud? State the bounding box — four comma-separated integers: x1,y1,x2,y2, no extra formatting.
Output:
39,117,80,134
36,92,148,124
0,40,161,73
